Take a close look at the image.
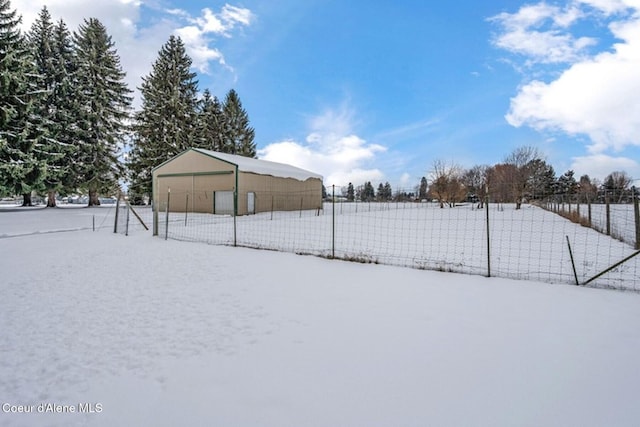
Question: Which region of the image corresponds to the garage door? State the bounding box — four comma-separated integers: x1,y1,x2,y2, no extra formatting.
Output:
214,191,234,215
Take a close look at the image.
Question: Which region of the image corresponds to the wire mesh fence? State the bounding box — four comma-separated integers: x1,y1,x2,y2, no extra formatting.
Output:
113,198,152,236
150,185,640,291
540,198,639,248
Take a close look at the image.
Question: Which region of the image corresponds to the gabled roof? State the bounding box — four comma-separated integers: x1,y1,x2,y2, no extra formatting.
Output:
192,148,323,181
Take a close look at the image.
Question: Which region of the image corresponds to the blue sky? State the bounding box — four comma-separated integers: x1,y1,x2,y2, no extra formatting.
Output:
19,0,640,189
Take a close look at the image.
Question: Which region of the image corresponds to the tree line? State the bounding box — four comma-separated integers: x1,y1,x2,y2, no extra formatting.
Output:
338,146,636,208
0,0,256,207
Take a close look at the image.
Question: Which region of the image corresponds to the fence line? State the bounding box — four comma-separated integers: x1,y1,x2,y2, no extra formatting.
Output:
540,194,640,249
148,186,640,292
114,197,151,236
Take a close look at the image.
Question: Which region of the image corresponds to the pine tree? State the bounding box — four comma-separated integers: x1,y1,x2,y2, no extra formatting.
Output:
50,19,82,198
556,170,577,200
194,88,224,151
28,8,79,207
361,181,375,202
222,89,255,157
383,182,392,201
418,177,428,200
0,0,46,205
377,183,384,201
128,35,198,198
346,182,354,201
527,159,555,199
73,18,131,205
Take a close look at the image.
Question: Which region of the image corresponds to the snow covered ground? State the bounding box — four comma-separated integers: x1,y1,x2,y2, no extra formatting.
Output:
154,201,639,290
2,207,640,426
582,203,638,245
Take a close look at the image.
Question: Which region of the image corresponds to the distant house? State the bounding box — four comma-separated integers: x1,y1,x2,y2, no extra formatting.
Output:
152,148,323,216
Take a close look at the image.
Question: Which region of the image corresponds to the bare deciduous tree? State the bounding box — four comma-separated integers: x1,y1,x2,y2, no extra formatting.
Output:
429,160,465,208
578,174,598,203
504,146,544,209
486,163,517,204
462,165,489,208
603,171,633,203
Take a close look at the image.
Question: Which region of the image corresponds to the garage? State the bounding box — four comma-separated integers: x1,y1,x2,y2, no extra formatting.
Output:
152,148,323,217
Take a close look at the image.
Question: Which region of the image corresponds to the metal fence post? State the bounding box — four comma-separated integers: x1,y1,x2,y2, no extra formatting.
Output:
485,189,491,278
605,193,611,236
332,185,335,259
125,203,130,236
185,193,189,226
165,188,170,241
566,236,579,285
153,200,159,236
634,187,640,250
114,193,120,233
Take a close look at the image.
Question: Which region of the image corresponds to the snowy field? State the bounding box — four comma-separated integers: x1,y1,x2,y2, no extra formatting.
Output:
578,203,637,245
2,207,640,426
153,201,639,290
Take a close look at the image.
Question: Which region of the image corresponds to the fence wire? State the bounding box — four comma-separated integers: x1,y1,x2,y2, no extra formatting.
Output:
151,187,640,292
114,200,152,236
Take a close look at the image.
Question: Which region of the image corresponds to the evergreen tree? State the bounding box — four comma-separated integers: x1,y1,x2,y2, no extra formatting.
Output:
194,88,224,151
222,89,255,157
418,176,428,201
376,182,392,201
50,19,82,197
128,35,198,197
73,18,132,205
383,182,392,201
526,159,555,199
361,181,375,202
346,182,354,201
0,0,46,205
28,8,79,207
556,170,577,199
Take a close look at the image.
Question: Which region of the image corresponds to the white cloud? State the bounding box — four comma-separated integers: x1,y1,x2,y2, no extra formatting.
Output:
399,173,412,188
258,106,387,187
173,4,254,73
505,15,640,153
576,0,637,15
174,25,227,70
491,0,640,177
489,2,595,64
219,4,253,28
571,154,640,181
374,116,441,141
492,2,582,29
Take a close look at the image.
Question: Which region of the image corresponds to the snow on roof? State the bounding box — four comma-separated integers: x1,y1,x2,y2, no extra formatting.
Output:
193,148,323,182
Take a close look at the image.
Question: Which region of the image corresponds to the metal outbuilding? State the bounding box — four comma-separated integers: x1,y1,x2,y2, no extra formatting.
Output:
152,148,323,216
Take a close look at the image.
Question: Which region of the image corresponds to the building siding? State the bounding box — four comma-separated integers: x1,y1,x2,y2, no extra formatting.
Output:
152,149,322,215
